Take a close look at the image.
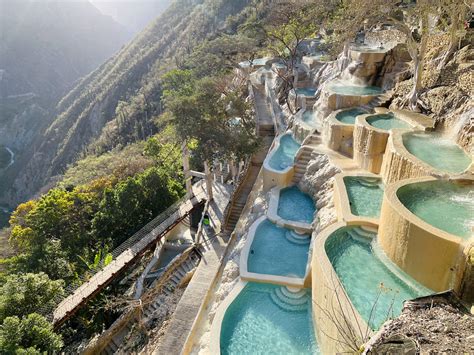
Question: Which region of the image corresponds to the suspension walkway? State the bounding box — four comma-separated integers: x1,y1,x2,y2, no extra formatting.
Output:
52,184,208,327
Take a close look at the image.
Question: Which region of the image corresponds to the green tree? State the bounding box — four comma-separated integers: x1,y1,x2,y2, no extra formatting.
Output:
0,272,64,322
0,313,63,354
163,71,260,163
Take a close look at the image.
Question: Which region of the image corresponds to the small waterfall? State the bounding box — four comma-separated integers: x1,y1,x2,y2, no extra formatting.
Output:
449,107,473,145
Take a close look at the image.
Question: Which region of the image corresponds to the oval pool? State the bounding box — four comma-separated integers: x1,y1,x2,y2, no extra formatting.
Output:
397,180,474,240
402,132,471,174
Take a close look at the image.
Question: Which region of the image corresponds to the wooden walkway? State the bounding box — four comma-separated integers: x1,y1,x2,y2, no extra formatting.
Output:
53,185,207,326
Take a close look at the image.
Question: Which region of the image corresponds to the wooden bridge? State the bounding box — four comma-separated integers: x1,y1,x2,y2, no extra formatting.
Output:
52,185,207,327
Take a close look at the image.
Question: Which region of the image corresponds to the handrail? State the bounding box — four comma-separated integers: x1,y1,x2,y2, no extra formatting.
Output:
39,188,206,324
221,159,252,231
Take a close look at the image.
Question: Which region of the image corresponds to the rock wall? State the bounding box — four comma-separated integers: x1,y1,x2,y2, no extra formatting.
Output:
299,153,341,234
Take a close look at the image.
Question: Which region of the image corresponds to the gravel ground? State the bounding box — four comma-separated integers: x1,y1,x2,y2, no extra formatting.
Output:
369,293,474,354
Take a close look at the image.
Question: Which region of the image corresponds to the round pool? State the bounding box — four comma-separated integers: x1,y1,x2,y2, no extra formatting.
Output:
277,186,316,224
366,113,411,131
335,108,367,125
397,180,474,240
402,132,471,174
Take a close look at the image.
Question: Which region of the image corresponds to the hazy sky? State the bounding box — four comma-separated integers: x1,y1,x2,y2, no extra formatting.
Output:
89,0,172,32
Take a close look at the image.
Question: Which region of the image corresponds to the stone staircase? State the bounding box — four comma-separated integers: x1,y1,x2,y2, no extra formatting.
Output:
100,250,202,355
222,164,261,235
292,133,322,184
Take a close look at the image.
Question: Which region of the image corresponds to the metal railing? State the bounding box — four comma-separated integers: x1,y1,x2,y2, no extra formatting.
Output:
37,189,206,324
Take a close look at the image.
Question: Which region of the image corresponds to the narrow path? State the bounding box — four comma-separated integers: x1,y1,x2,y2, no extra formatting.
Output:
154,83,275,354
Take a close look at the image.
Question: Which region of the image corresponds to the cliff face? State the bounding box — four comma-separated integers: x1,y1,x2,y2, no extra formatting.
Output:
390,34,474,153
2,0,255,205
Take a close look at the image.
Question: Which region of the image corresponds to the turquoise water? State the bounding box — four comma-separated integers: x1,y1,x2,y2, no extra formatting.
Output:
329,84,383,96
366,113,411,131
326,227,429,330
268,133,300,171
220,282,319,354
397,180,474,239
295,88,316,97
335,108,366,124
403,132,471,173
302,110,316,125
277,186,316,223
248,219,310,278
343,177,384,218
239,58,269,67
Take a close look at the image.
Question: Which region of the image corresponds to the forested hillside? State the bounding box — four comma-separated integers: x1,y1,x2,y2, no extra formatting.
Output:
4,0,261,204
0,0,133,208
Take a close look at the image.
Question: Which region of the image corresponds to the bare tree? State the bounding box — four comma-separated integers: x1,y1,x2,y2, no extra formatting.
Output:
434,0,472,69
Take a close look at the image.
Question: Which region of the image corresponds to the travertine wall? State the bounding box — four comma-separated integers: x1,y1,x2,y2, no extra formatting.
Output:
380,132,434,184
353,115,391,173
323,112,356,157
327,92,375,111
378,177,470,292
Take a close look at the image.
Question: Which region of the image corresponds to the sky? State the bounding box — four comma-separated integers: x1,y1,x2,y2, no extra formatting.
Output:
89,0,172,32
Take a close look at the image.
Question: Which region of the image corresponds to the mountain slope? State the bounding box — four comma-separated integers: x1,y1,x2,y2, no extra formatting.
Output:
5,0,257,204
0,0,134,206
0,0,131,101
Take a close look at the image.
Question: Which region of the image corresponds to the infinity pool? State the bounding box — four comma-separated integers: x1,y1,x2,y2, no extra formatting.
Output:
220,282,319,354
295,88,317,97
326,226,430,330
397,180,474,240
343,177,384,218
277,186,316,223
268,133,300,171
335,108,366,124
248,219,310,278
329,84,383,96
402,132,471,173
366,113,411,131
